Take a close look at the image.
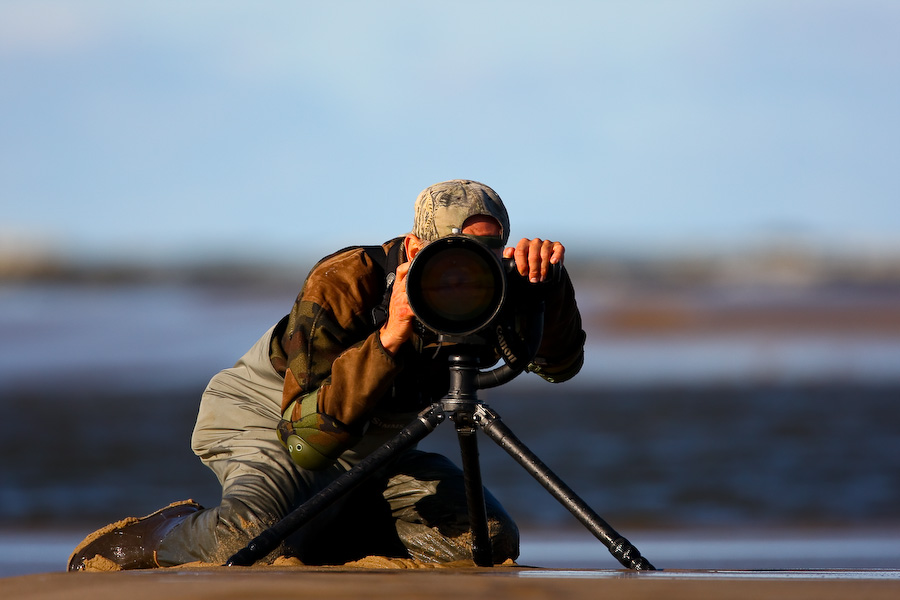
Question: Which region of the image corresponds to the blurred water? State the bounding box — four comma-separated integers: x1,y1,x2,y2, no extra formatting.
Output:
3,282,900,389
1,282,899,576
0,282,290,391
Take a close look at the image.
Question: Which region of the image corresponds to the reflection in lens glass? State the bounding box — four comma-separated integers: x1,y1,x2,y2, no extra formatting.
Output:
419,248,495,322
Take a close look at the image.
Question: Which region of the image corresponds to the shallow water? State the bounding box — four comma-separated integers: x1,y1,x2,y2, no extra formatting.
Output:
517,528,900,571
2,528,899,578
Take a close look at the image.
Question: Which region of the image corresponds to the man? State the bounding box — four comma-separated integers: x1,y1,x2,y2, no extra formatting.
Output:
69,179,585,570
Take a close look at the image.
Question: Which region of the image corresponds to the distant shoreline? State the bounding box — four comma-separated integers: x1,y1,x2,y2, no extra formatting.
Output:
5,240,900,289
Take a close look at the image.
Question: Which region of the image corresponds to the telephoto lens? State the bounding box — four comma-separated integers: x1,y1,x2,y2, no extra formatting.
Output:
406,236,507,336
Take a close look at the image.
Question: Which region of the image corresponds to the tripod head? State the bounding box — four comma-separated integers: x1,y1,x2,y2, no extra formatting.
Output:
405,234,554,390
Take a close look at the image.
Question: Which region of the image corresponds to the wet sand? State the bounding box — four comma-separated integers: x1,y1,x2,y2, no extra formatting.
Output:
4,564,900,600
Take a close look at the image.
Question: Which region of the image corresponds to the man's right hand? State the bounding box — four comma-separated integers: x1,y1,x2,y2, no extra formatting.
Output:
378,261,415,356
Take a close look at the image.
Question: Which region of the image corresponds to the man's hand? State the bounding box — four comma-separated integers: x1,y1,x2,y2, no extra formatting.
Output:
379,261,415,356
504,238,565,283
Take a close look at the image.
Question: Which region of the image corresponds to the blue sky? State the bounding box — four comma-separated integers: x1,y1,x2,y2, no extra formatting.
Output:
2,1,898,263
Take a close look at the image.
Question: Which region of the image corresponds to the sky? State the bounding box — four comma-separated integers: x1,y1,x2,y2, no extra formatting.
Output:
2,0,899,264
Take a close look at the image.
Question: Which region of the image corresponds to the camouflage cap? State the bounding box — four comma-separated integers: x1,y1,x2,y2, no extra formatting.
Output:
412,179,510,244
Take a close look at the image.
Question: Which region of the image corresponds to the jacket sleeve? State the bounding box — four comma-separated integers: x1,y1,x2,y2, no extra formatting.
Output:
271,245,404,468
528,267,586,383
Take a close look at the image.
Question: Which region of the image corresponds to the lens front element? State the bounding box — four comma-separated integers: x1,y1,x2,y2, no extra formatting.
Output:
407,237,506,336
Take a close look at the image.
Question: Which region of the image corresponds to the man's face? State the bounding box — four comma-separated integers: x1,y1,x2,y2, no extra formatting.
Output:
405,214,503,262
460,215,504,257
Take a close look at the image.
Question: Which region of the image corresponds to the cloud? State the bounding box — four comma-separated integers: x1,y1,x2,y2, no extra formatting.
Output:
0,1,102,56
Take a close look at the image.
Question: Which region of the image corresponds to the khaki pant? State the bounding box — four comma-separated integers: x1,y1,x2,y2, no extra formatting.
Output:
155,325,518,566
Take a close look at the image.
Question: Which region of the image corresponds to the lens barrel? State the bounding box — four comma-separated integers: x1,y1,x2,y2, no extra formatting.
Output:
406,236,506,336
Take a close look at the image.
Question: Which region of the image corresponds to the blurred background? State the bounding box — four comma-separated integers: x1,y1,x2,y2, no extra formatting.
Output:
2,0,899,574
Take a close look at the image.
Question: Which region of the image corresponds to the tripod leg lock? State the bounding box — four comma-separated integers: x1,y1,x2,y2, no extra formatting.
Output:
610,537,656,571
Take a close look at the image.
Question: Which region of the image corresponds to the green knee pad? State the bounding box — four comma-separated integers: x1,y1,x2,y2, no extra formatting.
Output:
277,393,360,471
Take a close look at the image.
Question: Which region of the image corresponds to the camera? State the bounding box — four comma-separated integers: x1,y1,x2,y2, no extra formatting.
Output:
406,235,556,376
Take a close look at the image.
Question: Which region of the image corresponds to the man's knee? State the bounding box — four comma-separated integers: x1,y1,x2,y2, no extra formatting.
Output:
486,510,520,563
384,451,520,563
393,512,519,564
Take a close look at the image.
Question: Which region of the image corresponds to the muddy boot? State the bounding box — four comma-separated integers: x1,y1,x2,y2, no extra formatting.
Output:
68,500,203,571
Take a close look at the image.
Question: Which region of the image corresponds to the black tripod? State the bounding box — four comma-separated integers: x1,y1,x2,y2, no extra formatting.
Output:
225,351,655,571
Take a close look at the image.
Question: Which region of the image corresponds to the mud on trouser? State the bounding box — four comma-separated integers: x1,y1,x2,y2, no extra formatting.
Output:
156,448,520,566
377,450,519,564
156,324,519,566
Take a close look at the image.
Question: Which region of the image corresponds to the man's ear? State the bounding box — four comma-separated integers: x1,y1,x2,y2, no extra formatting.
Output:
404,234,424,260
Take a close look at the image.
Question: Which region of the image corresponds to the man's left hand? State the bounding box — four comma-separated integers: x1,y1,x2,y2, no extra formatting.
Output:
503,238,565,283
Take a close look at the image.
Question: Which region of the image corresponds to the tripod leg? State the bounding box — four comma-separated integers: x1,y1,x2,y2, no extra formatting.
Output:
476,405,656,571
225,406,443,566
455,418,493,566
